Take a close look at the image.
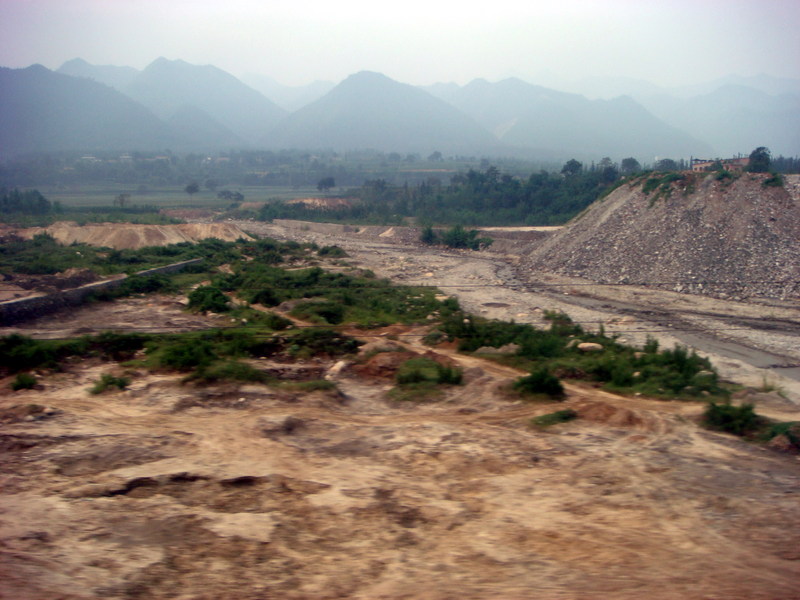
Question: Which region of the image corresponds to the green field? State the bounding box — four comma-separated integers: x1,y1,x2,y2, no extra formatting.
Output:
36,184,323,209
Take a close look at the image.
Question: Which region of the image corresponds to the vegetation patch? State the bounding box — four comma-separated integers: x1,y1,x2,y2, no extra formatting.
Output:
183,360,272,384
641,172,693,203
531,409,578,427
395,357,463,385
11,372,37,391
187,285,230,313
430,310,727,401
89,373,131,394
420,225,493,250
514,366,565,399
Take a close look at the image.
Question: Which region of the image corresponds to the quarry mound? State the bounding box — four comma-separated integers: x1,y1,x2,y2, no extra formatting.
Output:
17,221,252,250
525,173,800,300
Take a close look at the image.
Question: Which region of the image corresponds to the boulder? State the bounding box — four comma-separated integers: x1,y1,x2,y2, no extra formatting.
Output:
577,342,604,352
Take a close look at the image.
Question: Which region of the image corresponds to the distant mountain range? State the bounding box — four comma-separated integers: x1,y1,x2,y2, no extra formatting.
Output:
0,57,797,160
265,71,498,154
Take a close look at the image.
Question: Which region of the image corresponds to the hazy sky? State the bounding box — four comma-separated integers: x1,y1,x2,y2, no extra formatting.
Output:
1,0,798,88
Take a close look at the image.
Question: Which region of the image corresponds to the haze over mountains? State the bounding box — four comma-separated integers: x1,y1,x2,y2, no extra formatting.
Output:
0,57,797,160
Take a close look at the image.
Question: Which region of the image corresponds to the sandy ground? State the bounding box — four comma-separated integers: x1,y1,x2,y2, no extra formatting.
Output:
1,222,799,599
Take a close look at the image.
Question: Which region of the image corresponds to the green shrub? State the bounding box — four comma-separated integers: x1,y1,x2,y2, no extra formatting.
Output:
290,300,345,325
186,360,271,384
440,225,492,250
761,421,800,447
396,357,462,385
278,379,336,392
151,337,217,370
513,367,565,398
11,373,37,390
703,401,760,436
318,245,347,258
90,331,147,361
90,373,131,394
187,285,230,313
287,328,361,358
251,288,281,307
531,409,578,427
0,334,58,373
763,173,784,187
420,226,438,245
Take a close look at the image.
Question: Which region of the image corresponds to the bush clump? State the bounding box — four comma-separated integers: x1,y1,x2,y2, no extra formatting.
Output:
703,401,761,436
89,373,131,394
514,366,565,399
187,285,230,313
11,373,37,390
185,360,272,384
395,357,462,385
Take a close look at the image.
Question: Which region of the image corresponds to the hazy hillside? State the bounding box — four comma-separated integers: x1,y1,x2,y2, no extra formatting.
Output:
526,173,800,300
0,65,176,157
124,58,287,144
165,105,243,149
432,78,712,161
640,85,800,156
57,57,140,90
265,71,497,154
241,73,335,111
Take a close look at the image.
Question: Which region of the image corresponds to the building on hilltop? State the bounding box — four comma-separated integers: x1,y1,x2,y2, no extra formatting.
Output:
691,156,750,172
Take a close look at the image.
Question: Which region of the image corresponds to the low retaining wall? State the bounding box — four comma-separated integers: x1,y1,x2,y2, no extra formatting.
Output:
0,259,203,326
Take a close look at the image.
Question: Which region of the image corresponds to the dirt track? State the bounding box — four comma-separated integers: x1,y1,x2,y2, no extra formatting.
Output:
1,222,800,599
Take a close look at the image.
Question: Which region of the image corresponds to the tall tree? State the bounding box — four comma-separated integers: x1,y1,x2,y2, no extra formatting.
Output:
561,159,582,177
655,158,679,171
620,157,641,175
747,147,771,173
317,176,336,192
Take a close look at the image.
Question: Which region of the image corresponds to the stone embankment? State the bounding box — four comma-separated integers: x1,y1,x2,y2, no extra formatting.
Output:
0,259,202,326
525,173,800,300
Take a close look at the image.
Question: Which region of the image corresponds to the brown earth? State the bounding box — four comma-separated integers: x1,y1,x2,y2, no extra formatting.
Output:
2,215,800,599
17,222,253,250
1,306,798,600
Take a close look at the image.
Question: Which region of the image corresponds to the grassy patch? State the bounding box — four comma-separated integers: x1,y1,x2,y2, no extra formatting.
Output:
89,373,131,394
11,373,37,391
531,409,578,427
388,381,445,402
277,380,336,392
184,360,272,384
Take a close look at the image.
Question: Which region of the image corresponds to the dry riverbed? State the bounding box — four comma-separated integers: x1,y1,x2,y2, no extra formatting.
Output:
1,220,799,599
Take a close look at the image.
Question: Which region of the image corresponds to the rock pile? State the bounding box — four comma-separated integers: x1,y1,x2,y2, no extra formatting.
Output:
525,173,800,300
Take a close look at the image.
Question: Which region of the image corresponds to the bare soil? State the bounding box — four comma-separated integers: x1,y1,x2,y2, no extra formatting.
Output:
1,220,799,599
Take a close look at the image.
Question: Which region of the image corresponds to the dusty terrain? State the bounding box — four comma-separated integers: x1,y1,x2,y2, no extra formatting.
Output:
2,220,800,599
17,222,252,250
